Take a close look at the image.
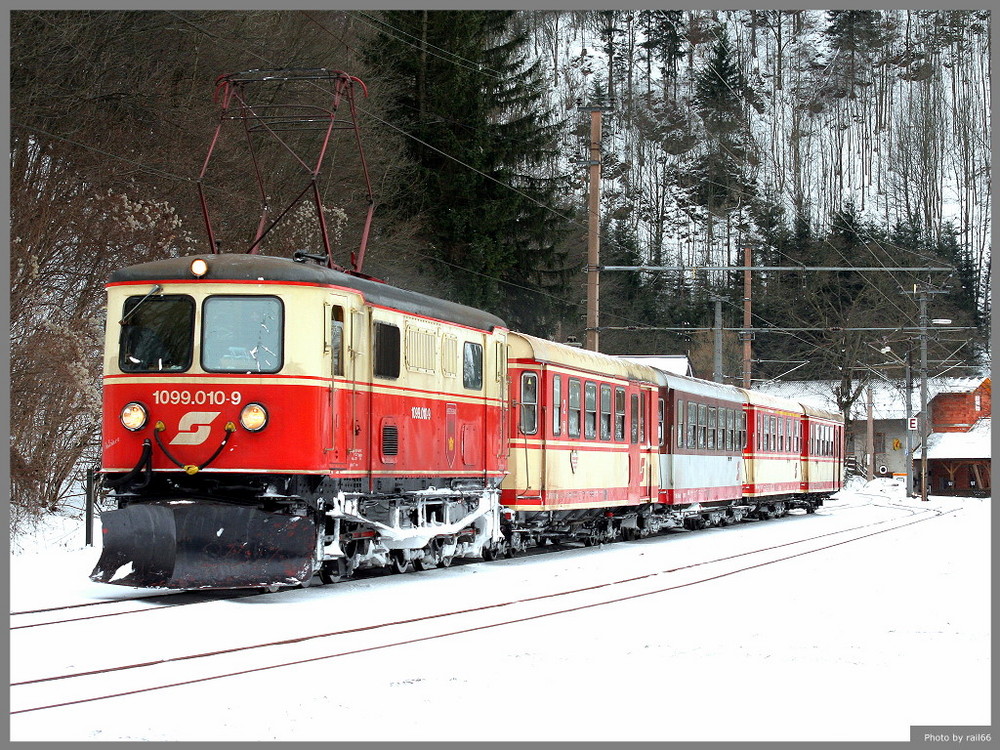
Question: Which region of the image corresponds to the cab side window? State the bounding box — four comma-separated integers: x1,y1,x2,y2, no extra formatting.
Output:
463,342,483,390
373,322,400,379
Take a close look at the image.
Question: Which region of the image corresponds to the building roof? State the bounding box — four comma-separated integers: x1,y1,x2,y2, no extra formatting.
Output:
756,376,990,422
915,418,992,460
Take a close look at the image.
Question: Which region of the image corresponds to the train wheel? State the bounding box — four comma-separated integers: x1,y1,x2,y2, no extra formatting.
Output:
319,560,348,584
438,553,454,568
483,543,497,561
390,551,411,574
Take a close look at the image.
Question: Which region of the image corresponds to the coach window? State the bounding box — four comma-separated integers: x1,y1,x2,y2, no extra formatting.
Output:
687,402,697,448
600,384,613,440
203,295,283,374
120,294,195,373
463,342,483,390
778,418,785,452
696,404,706,449
520,372,538,435
630,394,640,444
584,382,598,439
568,379,582,438
615,387,627,441
658,398,665,448
640,392,647,443
708,407,717,450
738,411,746,450
726,408,734,451
677,399,685,448
552,375,562,436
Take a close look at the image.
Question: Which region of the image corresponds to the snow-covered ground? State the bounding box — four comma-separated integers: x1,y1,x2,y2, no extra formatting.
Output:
9,480,991,742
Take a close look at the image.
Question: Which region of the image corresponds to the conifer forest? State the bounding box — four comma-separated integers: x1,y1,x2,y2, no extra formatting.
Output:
9,10,992,526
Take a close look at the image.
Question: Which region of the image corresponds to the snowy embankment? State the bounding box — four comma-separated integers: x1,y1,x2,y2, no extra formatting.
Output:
9,479,991,742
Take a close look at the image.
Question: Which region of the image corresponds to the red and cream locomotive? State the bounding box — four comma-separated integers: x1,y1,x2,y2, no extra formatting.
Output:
93,251,844,589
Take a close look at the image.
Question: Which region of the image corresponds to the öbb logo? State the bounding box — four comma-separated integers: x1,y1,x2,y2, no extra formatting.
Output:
169,411,221,446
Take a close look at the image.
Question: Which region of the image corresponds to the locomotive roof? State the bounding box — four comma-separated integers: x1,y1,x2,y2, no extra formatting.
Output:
109,254,508,332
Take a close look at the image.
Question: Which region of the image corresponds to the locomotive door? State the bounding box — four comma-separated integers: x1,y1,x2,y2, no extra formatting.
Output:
325,296,357,465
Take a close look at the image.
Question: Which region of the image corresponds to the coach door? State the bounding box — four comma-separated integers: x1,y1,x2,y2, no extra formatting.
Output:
628,389,642,501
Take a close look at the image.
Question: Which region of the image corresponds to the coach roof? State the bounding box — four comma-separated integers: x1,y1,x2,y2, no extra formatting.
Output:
508,332,665,384
109,253,508,332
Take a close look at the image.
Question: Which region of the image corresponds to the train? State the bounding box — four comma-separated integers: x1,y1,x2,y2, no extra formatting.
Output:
91,252,845,589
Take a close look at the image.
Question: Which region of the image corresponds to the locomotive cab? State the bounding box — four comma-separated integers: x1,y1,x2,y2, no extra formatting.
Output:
93,253,510,589
96,256,343,588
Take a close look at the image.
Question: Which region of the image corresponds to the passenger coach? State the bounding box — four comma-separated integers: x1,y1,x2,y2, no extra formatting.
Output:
503,333,662,545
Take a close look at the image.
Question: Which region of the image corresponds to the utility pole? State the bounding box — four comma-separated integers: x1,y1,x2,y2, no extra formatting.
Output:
907,285,949,502
904,347,914,497
713,297,723,383
580,106,607,353
741,243,753,389
866,386,875,481
918,291,930,501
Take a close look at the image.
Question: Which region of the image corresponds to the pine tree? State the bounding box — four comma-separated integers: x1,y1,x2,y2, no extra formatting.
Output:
638,10,686,97
694,29,749,139
823,10,888,97
364,10,572,331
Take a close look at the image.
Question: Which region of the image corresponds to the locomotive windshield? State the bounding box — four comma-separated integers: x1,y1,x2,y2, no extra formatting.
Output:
202,295,283,373
119,295,195,372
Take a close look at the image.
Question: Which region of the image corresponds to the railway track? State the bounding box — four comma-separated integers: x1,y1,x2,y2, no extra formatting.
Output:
11,500,955,716
10,589,265,630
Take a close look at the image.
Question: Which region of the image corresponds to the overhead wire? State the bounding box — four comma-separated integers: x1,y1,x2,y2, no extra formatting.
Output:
18,10,961,352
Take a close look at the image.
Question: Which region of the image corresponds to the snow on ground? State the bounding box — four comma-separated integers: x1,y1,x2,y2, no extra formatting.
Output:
9,480,991,742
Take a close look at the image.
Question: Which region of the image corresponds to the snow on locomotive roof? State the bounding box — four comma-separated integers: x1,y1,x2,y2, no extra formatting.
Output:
109,254,508,332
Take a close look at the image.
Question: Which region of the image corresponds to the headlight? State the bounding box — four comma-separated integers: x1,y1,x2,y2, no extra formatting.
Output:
190,258,209,277
240,402,268,432
120,402,148,431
